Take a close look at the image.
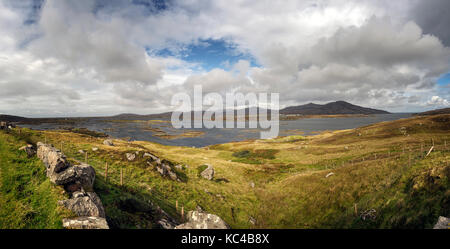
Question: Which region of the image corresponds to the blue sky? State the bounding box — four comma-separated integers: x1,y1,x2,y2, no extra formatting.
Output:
147,38,260,71
437,73,450,86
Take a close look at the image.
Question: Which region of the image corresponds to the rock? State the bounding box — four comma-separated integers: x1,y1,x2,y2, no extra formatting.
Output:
19,144,36,157
62,217,109,229
157,218,176,229
92,147,98,152
200,164,214,180
126,153,136,161
249,216,256,225
37,142,70,178
78,150,86,154
103,139,114,146
50,164,96,191
58,192,105,218
433,216,450,229
143,152,160,162
72,191,86,198
175,211,229,229
175,164,183,170
250,182,255,188
156,163,180,181
325,172,335,178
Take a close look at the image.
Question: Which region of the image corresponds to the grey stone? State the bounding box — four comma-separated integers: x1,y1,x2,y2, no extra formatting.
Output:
200,164,214,180
103,139,114,146
37,142,70,177
62,217,109,229
19,144,36,157
175,211,229,229
58,192,105,218
433,216,450,229
126,152,136,161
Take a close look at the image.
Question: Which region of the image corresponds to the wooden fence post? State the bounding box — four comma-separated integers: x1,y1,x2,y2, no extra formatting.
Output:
85,152,88,164
176,200,179,212
181,206,184,222
105,162,108,182
354,203,358,216
120,167,123,186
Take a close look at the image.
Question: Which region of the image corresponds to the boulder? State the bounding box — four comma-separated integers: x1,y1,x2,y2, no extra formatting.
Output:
62,217,109,229
157,218,176,229
78,150,85,154
49,164,95,191
175,210,229,229
58,192,106,218
156,163,180,181
92,147,99,152
37,142,70,178
126,153,136,161
433,216,450,229
103,139,114,146
325,172,335,178
143,152,160,163
19,144,36,157
200,164,214,180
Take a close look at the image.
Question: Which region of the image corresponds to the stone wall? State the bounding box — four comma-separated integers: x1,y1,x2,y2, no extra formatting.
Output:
36,142,109,229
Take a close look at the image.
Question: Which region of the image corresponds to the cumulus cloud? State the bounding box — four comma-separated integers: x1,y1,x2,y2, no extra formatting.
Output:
0,0,449,116
427,96,449,107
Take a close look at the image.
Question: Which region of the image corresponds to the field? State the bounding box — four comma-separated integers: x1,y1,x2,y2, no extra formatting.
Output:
0,114,449,228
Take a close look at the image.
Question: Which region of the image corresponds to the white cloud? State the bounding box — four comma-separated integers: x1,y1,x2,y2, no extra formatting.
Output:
0,0,449,116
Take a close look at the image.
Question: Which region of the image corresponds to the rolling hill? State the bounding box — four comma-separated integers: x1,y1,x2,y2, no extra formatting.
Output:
280,101,390,115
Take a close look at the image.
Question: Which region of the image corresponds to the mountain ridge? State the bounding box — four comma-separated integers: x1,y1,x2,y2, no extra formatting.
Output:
280,101,390,115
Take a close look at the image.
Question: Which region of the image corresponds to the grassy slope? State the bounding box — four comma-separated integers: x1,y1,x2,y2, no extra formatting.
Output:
0,130,72,228
2,114,449,228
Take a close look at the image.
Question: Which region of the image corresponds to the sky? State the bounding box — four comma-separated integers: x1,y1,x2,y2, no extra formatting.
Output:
0,0,449,117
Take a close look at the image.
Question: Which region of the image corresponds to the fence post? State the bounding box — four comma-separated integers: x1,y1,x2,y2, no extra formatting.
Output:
120,167,123,186
85,152,88,164
181,206,184,222
176,200,179,212
354,203,358,216
105,162,108,182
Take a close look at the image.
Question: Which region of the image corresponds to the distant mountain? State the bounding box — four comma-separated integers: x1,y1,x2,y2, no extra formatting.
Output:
0,114,30,122
280,101,390,115
414,108,450,116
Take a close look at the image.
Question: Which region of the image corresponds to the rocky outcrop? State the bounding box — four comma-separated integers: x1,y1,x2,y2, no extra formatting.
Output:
37,142,70,178
144,151,181,182
125,153,136,161
103,139,114,146
200,164,214,180
175,210,229,229
58,192,105,218
36,142,108,229
62,217,109,229
0,121,15,130
19,144,36,157
433,216,450,229
156,163,180,181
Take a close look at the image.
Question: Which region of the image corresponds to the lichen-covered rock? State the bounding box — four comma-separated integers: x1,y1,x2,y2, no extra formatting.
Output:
19,144,36,157
433,216,450,229
175,211,229,229
58,192,105,218
200,164,214,180
156,163,180,181
126,153,136,161
144,152,161,163
49,164,95,191
62,217,109,229
103,139,114,146
37,142,70,177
